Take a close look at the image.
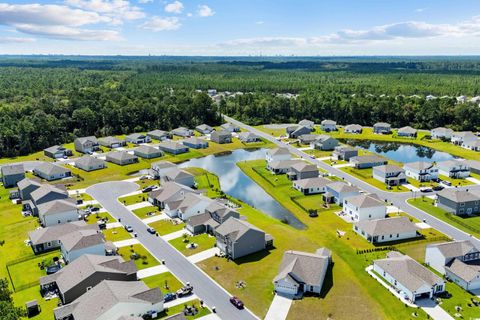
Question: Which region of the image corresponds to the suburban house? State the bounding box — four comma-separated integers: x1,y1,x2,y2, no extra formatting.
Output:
134,145,163,159
298,134,318,145
125,133,151,144
445,259,480,291
215,217,272,260
147,129,171,141
171,127,193,137
353,217,419,243
293,177,331,195
324,182,360,205
33,162,71,181
273,248,331,297
210,130,232,144
59,229,114,263
147,182,196,209
74,155,106,172
106,151,139,166
266,147,291,163
267,160,303,174
431,127,454,140
40,254,137,304
320,119,337,132
436,189,480,215
221,123,240,132
44,145,73,159
149,161,176,179
451,131,477,145
373,252,445,303
298,119,315,130
344,124,363,134
311,135,339,151
38,198,80,227
464,160,480,175
28,221,98,254
157,141,189,155
18,178,42,200
167,193,213,220
397,126,417,138
403,161,439,182
53,280,163,320
98,136,126,149
373,164,407,186
195,124,214,135
287,162,319,181
349,155,388,169
287,125,311,138
182,137,209,149
238,132,259,143
342,194,387,222
1,164,25,188
161,168,195,187
373,122,392,134
462,137,480,151
437,160,470,178
186,201,240,234
332,146,358,161
26,184,69,215
74,136,99,154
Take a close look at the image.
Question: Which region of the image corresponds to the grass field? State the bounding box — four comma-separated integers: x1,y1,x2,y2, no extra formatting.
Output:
169,234,216,257
142,272,184,293
103,227,132,242
84,211,115,224
183,167,222,198
119,193,148,206
132,206,161,219
117,244,160,270
12,285,59,320
148,219,185,236
7,251,60,291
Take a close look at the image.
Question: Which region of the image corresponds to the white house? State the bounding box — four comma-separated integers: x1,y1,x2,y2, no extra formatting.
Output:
265,147,291,163
373,165,407,186
462,137,480,152
38,199,80,227
451,131,476,145
445,259,480,291
292,177,331,195
320,119,337,132
425,240,480,275
342,194,387,222
150,161,176,179
353,217,419,243
437,160,470,179
403,161,439,182
176,193,213,221
60,229,109,263
431,127,453,140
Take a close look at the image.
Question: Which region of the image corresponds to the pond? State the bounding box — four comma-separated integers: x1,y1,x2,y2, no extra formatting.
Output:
179,149,305,229
341,139,456,163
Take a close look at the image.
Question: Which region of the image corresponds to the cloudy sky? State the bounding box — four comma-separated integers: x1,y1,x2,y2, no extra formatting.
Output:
1,0,480,55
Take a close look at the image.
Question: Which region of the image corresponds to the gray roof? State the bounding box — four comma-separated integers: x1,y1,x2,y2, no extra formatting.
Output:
344,194,385,209
452,131,476,139
59,229,105,251
334,146,357,153
344,124,362,131
299,119,314,126
158,141,187,151
183,137,208,145
172,127,191,134
267,147,290,156
17,177,42,191
290,161,318,173
31,184,68,203
1,163,24,176
374,122,391,128
134,145,162,155
464,160,480,171
150,181,195,203
355,217,418,236
398,126,417,134
34,162,70,176
76,136,98,145
350,155,387,164
196,124,214,131
437,189,480,203
164,168,194,180
403,161,436,171
221,123,239,130
321,119,336,125
126,133,147,140
206,201,238,218
147,129,169,137
374,164,404,174
314,134,335,143
75,155,105,168
54,280,162,320
215,217,264,241
326,181,360,194
151,160,176,169
294,177,331,189
177,193,211,212
238,132,258,140
211,130,231,138
29,221,97,245
107,151,138,162
269,159,303,170
37,198,77,216
98,136,124,145
437,159,467,170
427,240,478,258
431,127,454,135
445,259,480,283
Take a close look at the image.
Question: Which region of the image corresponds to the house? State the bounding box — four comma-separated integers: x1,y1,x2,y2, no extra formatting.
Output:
350,155,388,169
195,124,214,135
353,217,419,243
403,161,439,182
169,193,213,220
431,127,453,140
445,259,480,291
161,168,195,187
320,119,337,132
324,182,360,205
186,201,239,234
464,160,480,175
373,122,391,134
287,125,311,138
287,162,319,181
150,161,176,179
273,248,331,297
344,124,362,134
215,217,272,260
425,240,480,275
147,130,170,141
210,130,232,144
332,146,358,161
436,189,480,215
134,145,163,159
221,123,240,132
40,255,137,304
182,137,209,149
267,160,303,174
157,141,189,155
1,164,25,188
373,165,406,186
171,127,193,137
373,252,445,303
125,133,151,145
53,280,163,320
74,136,99,154
26,184,69,215
293,177,331,195
148,182,196,209
397,126,417,138
238,132,259,143
74,156,106,172
298,119,315,130
28,221,97,254
59,229,113,263
437,160,470,178
98,136,126,149
33,162,71,181
38,198,80,227
265,147,291,163
343,194,387,222
106,151,138,166
311,135,338,151
18,178,42,200
44,145,73,159
451,131,477,145
462,137,480,151
298,134,319,145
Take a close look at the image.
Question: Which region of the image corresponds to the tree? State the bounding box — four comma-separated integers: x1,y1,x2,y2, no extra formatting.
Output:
0,278,24,320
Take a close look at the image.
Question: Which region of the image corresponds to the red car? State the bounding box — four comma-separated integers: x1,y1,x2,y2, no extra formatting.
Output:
229,296,244,309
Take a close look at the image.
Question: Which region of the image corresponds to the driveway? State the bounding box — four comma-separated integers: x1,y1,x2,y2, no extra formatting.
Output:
86,181,258,320
264,294,293,320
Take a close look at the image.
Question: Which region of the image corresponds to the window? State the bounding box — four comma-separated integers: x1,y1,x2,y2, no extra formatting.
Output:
381,236,384,240
397,234,399,238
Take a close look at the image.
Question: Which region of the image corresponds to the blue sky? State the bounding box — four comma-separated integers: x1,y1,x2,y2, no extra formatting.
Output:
0,0,479,55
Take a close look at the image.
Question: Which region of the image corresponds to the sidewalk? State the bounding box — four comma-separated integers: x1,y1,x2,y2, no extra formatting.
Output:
68,188,86,195
466,177,480,185
137,264,168,279
126,201,152,211
188,248,220,264
113,238,140,248
265,294,293,320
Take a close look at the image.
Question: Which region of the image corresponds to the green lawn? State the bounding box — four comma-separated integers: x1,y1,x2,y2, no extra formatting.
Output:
119,193,148,206
132,206,161,219
169,234,216,257
7,251,60,291
254,125,287,137
117,244,160,270
12,285,59,320
142,272,184,293
148,219,185,236
158,299,211,319
440,281,480,319
340,166,409,192
103,227,132,242
70,193,94,201
183,167,222,198
84,211,115,224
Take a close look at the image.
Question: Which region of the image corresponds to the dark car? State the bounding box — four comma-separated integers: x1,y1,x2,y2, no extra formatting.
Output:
440,180,452,186
229,296,244,309
124,225,133,232
90,207,100,212
432,185,444,191
142,186,154,193
147,227,156,234
46,264,61,275
164,292,177,302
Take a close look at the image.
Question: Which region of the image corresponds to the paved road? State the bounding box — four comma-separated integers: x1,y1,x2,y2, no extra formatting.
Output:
86,181,257,320
224,115,480,247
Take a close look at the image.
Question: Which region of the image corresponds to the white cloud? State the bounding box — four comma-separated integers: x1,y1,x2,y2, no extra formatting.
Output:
197,5,214,17
224,37,307,47
415,8,426,13
15,24,121,41
0,36,35,43
255,21,264,25
138,0,153,3
186,12,192,17
140,16,181,31
164,1,183,14
65,0,145,23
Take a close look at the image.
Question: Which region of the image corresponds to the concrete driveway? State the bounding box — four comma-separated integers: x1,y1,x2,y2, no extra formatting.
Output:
265,294,293,320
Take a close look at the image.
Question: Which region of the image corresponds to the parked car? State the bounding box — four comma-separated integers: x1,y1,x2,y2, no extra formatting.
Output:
147,227,156,234
142,186,155,193
164,292,177,302
124,225,133,232
176,283,193,297
229,296,244,309
432,185,444,191
420,187,432,193
440,180,452,186
90,207,100,212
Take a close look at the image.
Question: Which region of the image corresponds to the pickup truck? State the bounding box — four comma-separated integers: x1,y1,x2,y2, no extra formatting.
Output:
176,283,193,297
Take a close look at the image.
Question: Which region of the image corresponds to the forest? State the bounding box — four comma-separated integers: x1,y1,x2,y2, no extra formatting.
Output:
0,56,480,157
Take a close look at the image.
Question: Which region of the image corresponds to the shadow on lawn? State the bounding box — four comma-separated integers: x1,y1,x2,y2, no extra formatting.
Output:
231,247,275,265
